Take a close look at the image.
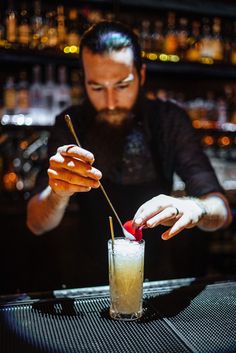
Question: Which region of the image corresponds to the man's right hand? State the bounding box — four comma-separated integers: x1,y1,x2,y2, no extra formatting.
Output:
48,144,102,197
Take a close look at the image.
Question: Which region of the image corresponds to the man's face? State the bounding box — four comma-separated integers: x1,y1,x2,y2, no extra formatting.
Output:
82,47,146,126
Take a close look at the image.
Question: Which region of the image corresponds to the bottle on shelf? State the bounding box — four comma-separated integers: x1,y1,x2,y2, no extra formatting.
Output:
43,10,58,49
18,1,31,47
5,0,17,46
177,17,189,60
223,20,232,64
200,17,214,64
151,19,164,56
31,0,43,49
16,71,30,114
29,65,44,108
230,89,236,124
230,21,236,65
57,5,66,50
54,65,71,115
164,11,178,55
0,3,6,48
43,64,56,113
3,76,16,114
211,17,223,62
140,20,152,52
70,69,83,105
186,20,201,62
66,8,80,47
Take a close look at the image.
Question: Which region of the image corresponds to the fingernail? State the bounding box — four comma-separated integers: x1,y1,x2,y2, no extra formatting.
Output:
161,233,169,240
146,221,155,228
135,218,143,225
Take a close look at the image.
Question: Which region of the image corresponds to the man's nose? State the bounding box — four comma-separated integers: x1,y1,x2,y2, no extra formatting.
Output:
106,89,117,110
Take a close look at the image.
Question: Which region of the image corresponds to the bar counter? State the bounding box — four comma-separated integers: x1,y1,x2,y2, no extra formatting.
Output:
1,276,236,353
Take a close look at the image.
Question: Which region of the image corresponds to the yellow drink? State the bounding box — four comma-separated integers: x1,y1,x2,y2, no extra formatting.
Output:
108,238,145,320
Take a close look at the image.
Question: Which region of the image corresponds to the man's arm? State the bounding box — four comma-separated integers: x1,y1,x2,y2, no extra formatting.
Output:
27,144,102,235
133,193,232,240
196,193,232,232
27,186,70,235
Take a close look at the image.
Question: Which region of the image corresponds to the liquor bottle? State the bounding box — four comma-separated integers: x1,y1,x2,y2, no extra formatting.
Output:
67,8,80,47
186,20,201,62
152,19,164,55
217,98,227,125
140,20,152,52
211,17,223,62
0,4,6,48
45,11,58,48
29,65,44,108
43,64,56,112
70,70,83,105
230,21,236,65
54,65,71,114
18,2,31,47
5,0,17,46
177,17,189,60
229,88,236,124
164,12,178,55
31,0,43,49
222,20,232,64
16,71,30,113
57,5,66,49
3,76,16,113
200,17,214,63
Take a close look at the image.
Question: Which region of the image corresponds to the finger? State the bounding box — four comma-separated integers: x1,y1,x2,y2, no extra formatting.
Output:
50,155,102,180
49,179,92,195
48,168,100,189
161,215,193,240
134,200,163,227
146,207,179,228
57,145,95,164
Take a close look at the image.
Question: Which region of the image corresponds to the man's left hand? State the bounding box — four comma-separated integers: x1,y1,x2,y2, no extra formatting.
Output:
133,194,205,240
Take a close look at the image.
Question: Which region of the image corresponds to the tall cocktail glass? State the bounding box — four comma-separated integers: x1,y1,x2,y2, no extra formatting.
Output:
108,237,145,320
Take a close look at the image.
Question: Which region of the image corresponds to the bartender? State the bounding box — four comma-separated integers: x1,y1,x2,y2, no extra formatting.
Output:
26,20,232,287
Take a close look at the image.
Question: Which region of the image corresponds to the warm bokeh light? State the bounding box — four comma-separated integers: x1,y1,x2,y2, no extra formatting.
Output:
3,172,18,191
19,141,28,150
146,52,158,61
63,45,79,54
159,53,168,61
203,135,214,145
192,120,201,129
218,136,231,146
200,57,214,65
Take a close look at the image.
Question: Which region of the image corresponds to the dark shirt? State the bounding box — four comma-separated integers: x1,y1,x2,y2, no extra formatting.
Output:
34,97,223,288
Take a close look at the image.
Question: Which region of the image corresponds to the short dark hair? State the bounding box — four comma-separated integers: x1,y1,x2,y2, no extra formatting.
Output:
79,20,143,78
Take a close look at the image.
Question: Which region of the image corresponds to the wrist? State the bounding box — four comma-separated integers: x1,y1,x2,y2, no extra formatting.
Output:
182,196,208,222
49,187,70,209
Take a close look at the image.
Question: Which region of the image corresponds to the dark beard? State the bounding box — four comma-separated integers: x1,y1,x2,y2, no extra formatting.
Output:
82,86,147,180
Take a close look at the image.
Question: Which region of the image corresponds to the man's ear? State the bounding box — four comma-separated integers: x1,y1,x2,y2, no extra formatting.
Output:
140,64,146,86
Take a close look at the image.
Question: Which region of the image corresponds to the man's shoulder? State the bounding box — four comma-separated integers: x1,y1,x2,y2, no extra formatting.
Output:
146,97,188,128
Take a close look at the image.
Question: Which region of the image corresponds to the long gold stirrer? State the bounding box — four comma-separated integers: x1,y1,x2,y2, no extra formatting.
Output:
65,114,125,232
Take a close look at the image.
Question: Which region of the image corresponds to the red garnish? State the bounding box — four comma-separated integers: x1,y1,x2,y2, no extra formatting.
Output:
123,220,143,241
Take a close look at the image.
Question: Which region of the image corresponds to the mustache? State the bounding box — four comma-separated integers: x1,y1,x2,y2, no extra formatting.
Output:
97,108,131,116
96,107,133,126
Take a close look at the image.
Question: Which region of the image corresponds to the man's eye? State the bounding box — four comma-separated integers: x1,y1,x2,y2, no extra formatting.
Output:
91,86,103,91
116,84,129,90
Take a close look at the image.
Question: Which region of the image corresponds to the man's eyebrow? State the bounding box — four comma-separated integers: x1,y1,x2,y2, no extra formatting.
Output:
87,75,134,87
87,80,101,85
118,75,134,84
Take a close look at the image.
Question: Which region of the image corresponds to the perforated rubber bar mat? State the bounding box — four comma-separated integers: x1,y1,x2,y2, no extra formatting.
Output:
0,279,236,353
